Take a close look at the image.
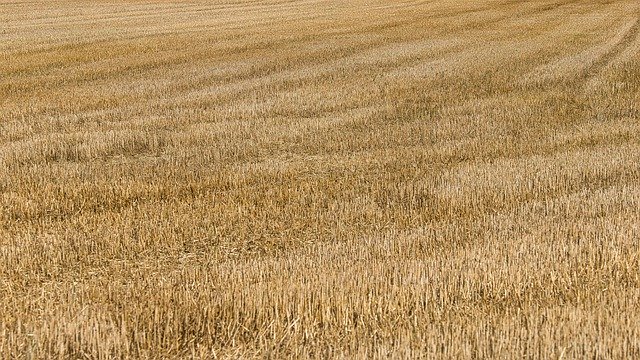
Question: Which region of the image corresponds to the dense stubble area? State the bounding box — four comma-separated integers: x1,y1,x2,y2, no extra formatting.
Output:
1,0,640,358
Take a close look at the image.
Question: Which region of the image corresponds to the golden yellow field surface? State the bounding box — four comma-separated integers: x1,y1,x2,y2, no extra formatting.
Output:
1,0,640,358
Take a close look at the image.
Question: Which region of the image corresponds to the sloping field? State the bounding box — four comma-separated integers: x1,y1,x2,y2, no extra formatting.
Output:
1,0,640,358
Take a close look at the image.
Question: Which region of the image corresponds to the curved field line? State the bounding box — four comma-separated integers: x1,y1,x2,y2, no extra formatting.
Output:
584,15,640,92
523,16,639,86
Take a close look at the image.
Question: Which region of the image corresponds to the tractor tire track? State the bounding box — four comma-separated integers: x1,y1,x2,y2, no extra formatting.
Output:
584,15,640,92
523,15,639,87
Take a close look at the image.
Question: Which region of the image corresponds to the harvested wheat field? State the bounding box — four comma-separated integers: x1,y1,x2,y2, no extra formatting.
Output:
1,0,640,358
